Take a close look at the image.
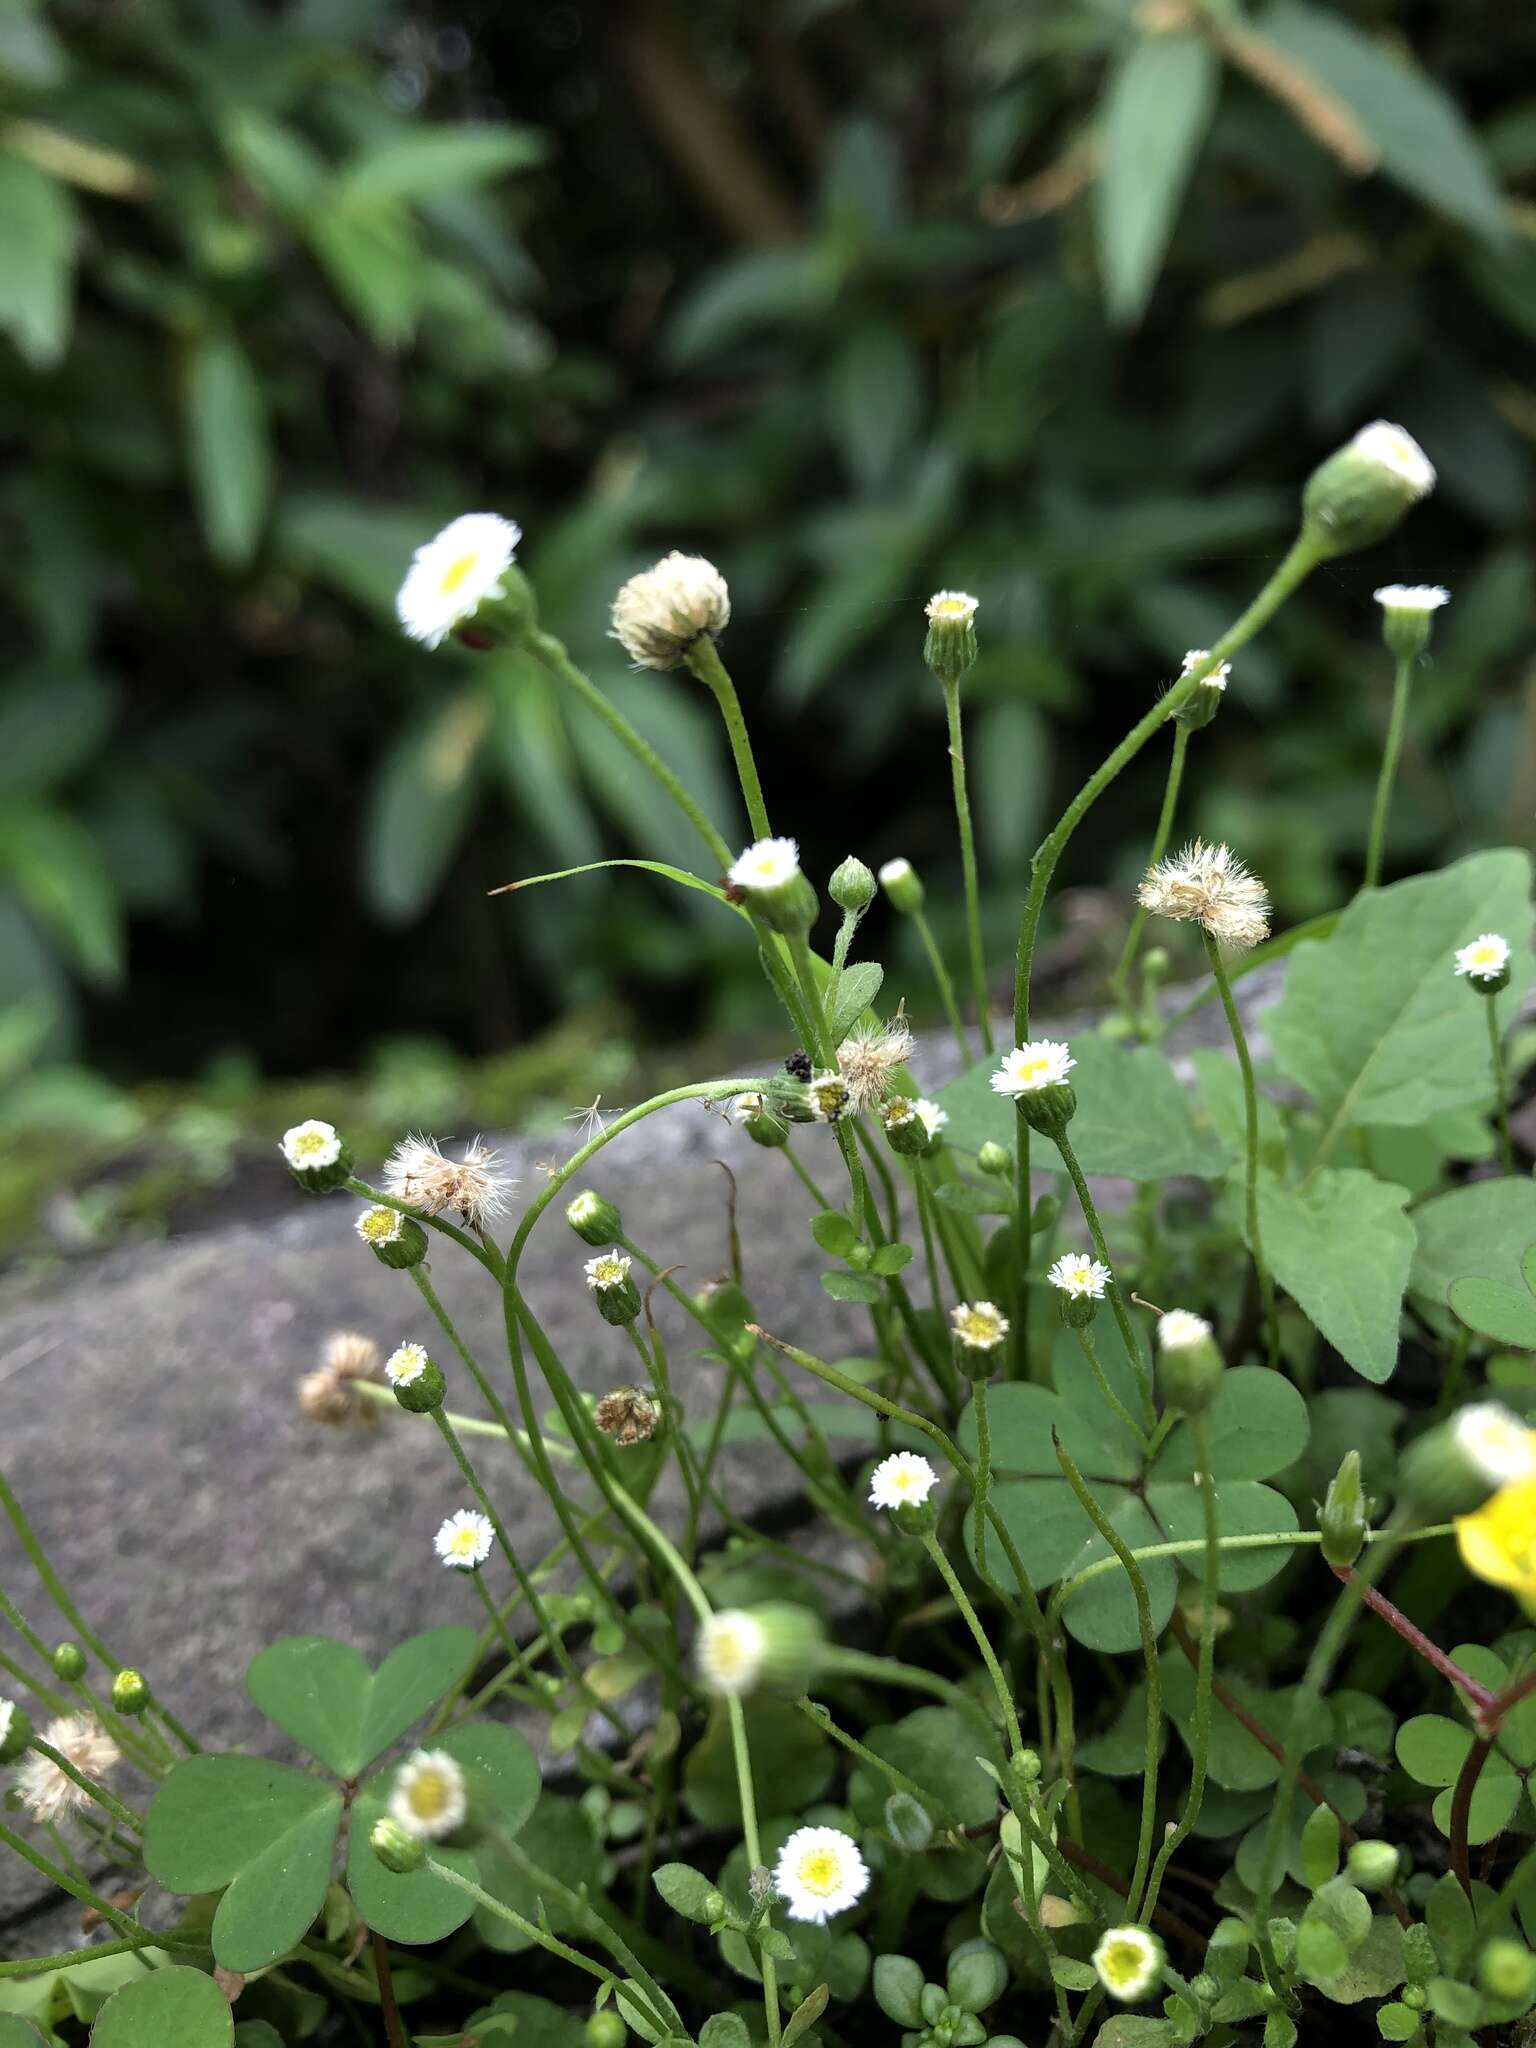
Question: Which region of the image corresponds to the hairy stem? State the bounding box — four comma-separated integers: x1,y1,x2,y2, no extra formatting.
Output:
941,674,993,1055
1362,650,1413,890
1201,928,1280,1369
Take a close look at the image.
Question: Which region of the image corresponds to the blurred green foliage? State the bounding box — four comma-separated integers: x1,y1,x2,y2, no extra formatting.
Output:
2,0,1535,1112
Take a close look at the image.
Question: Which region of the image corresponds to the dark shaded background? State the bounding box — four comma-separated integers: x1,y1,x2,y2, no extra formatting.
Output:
3,0,1534,1123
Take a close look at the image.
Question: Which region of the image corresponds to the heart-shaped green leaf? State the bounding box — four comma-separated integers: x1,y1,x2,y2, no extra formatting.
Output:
346,1721,541,1944
0,2020,47,2048
246,1627,477,1778
1450,1273,1536,1351
91,1967,234,2048
143,1755,343,1972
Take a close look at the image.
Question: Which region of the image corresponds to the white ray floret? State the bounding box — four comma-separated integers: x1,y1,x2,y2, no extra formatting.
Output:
435,1509,494,1571
773,1825,870,1924
869,1451,940,1511
396,513,520,649
1048,1254,1111,1300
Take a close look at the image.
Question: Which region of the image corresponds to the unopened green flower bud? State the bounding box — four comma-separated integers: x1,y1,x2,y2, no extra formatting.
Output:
923,591,980,686
1011,1747,1042,1786
1156,1309,1225,1416
567,1189,623,1246
585,2012,627,2048
584,1251,642,1327
1142,946,1171,989
884,1790,934,1852
829,856,876,912
385,1342,446,1415
280,1119,351,1194
355,1204,428,1270
370,1816,427,1876
880,1095,929,1158
728,837,818,936
1319,1449,1368,1567
1375,584,1448,663
976,1140,1011,1178
0,1698,32,1764
1399,1402,1536,1519
1344,1840,1400,1892
1480,1937,1536,2003
878,857,924,916
1170,650,1230,733
732,1091,788,1149
1029,1192,1060,1235
52,1643,86,1684
1301,420,1435,559
111,1669,151,1717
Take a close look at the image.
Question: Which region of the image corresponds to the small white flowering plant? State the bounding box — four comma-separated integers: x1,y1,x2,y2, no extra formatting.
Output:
5,423,1536,2047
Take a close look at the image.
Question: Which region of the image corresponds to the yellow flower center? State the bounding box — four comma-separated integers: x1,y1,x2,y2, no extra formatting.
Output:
294,1131,329,1159
956,1309,1001,1346
797,1848,841,1895
361,1209,398,1242
1018,1056,1050,1085
1102,1938,1145,1986
448,1528,480,1561
438,551,482,595
1471,945,1501,969
932,597,969,618
406,1769,454,1820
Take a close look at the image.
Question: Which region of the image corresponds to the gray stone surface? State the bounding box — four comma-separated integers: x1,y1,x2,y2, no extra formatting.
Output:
0,967,1296,1953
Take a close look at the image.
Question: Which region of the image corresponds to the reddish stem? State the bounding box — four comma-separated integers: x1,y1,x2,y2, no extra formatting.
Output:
1447,1731,1496,1899
1330,1562,1497,1711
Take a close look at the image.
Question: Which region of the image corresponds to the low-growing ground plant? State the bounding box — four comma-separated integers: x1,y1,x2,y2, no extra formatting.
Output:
4,423,1536,2046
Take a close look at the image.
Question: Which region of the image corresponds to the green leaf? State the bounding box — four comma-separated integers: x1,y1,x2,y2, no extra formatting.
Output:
246,1628,477,1778
822,1270,883,1305
1093,2019,1178,2046
1396,1714,1472,1787
1300,1805,1341,1890
91,1970,233,2048
683,1700,833,1827
1145,1479,1300,1592
1260,1,1509,242
1450,1270,1536,1351
307,200,421,349
699,2018,753,2048
0,668,116,795
1163,1659,1331,1791
0,158,75,368
363,691,488,924
494,857,738,914
1096,30,1219,324
337,125,547,206
471,1794,602,1954
827,322,922,490
1411,1179,1536,1310
937,1031,1230,1181
826,961,885,1041
0,2022,47,2048
143,1755,342,1972
781,1983,829,2048
847,1707,1003,1832
1267,850,1534,1152
183,332,271,568
1149,1367,1310,1484
811,1210,859,1258
346,1722,538,1944
934,1180,1011,1216
653,1862,721,1924
461,1993,585,2048
870,1241,913,1275
0,805,122,986
1255,1169,1414,1382
961,1380,1142,1485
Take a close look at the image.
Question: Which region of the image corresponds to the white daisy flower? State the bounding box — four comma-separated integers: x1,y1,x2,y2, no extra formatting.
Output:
281,1120,342,1170
435,1509,494,1571
1374,584,1449,614
773,1825,870,1924
1093,1924,1164,2002
1180,649,1230,690
14,1715,120,1824
397,513,520,649
385,1342,431,1387
1157,1309,1213,1350
389,1748,468,1841
728,837,801,892
584,1251,632,1292
869,1451,940,1511
925,591,979,625
696,1611,766,1697
951,1301,1010,1351
610,552,730,670
913,1098,948,1140
1453,1403,1536,1487
990,1040,1075,1098
1048,1254,1111,1300
1350,421,1436,499
356,1205,404,1247
1455,933,1511,984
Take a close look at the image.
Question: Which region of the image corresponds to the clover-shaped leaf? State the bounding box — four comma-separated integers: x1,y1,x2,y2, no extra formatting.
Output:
347,1720,540,1944
246,1626,477,1779
91,1967,234,2048
1396,1712,1521,1843
143,1755,343,1973
1449,1246,1536,1352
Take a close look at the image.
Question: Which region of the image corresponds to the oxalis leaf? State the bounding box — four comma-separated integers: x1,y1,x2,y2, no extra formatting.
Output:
1267,848,1534,1160
1254,1168,1414,1382
245,1627,477,1777
143,1755,343,1972
90,1969,234,2048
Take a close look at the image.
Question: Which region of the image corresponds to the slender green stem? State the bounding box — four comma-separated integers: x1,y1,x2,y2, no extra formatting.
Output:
919,1532,1022,1757
686,637,771,842
1052,1430,1161,1918
353,1377,573,1452
1201,928,1280,1369
1051,1131,1153,1420
913,907,970,1064
409,1265,541,1483
788,932,832,1063
493,1828,700,2009
0,1933,208,1978
343,1178,499,1277
821,1647,995,1736
972,1379,993,1579
0,1820,156,1944
470,1570,531,1691
1488,995,1517,1175
1363,651,1414,890
1139,1419,1219,1929
796,1695,962,1830
533,630,733,867
1011,533,1323,1287
1112,721,1190,1010
940,675,993,1055
1072,1322,1152,1455
1051,1517,1451,1611
782,1143,834,1211
0,1644,69,1717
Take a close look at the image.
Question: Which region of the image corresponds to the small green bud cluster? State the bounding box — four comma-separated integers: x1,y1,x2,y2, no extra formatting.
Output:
872,1940,1010,2047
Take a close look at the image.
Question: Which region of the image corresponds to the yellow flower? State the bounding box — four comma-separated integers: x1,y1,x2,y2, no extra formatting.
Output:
1457,1477,1536,1607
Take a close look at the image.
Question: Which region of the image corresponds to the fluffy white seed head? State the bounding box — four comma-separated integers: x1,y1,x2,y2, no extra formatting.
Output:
696,1611,767,1697
773,1825,870,1924
1048,1254,1111,1300
15,1715,120,1824
389,1748,468,1840
1136,840,1270,951
397,513,520,649
611,552,730,669
869,1451,940,1511
1455,933,1511,983
382,1135,514,1229
836,1019,914,1111
990,1040,1075,1098
435,1509,494,1571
